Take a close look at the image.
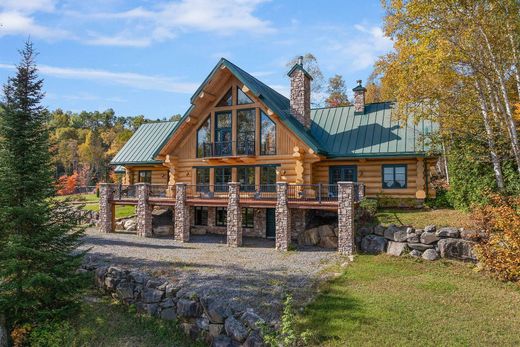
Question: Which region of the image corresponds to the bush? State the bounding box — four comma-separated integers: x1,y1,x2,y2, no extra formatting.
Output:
425,187,453,209
473,194,520,282
356,199,378,224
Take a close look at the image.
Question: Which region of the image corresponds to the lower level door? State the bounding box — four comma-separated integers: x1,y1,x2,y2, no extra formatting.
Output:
266,208,276,238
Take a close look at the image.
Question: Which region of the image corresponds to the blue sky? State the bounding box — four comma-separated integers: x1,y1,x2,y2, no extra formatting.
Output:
0,0,393,120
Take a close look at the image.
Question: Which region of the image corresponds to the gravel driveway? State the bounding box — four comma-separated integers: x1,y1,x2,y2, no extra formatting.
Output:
82,228,343,322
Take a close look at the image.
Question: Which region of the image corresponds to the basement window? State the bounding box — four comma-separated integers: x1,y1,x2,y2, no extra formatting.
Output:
382,164,407,189
194,206,208,226
216,207,227,226
242,208,254,228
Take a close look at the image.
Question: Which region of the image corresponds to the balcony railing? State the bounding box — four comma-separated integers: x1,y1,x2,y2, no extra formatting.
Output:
201,139,255,157
113,184,137,199
240,184,277,200
186,184,229,199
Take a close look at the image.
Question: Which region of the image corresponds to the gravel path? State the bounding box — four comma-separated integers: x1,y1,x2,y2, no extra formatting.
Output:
82,228,343,321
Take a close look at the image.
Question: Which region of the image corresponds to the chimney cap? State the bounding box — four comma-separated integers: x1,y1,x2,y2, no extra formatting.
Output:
352,79,366,92
287,55,313,80
297,55,304,66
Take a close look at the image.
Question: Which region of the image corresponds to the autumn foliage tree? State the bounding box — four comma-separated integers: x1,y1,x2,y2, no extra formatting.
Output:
324,74,351,107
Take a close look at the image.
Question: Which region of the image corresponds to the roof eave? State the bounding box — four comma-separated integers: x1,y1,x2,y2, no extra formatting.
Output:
325,152,433,159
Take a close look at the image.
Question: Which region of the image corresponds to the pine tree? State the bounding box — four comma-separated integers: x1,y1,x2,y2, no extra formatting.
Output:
0,42,86,332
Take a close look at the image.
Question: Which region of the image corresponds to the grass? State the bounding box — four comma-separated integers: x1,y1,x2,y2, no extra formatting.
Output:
28,292,203,347
374,208,473,228
83,204,136,219
55,193,99,203
298,255,520,347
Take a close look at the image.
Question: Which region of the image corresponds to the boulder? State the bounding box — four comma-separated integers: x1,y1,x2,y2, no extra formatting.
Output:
406,233,419,243
212,335,233,347
160,298,175,308
460,229,485,241
438,238,476,261
422,249,439,261
240,310,265,330
302,228,320,246
333,227,339,237
393,229,408,242
160,307,177,321
357,226,373,238
115,220,125,230
409,249,422,258
318,224,336,238
129,271,148,284
104,276,119,291
181,323,200,340
319,236,338,249
243,330,265,347
420,231,440,245
143,288,164,303
384,225,399,240
143,303,159,316
209,323,225,337
415,228,425,236
115,281,135,301
374,225,386,236
360,235,387,254
177,299,203,318
224,316,248,343
436,227,460,238
153,225,173,236
424,225,436,233
407,243,434,251
196,317,210,331
124,219,137,231
386,241,408,256
201,298,233,324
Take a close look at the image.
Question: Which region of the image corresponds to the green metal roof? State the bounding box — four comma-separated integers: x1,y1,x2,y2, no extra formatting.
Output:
310,102,437,158
110,121,177,165
287,63,313,80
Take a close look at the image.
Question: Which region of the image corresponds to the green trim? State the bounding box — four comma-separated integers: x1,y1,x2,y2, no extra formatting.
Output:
326,153,427,159
329,165,358,184
192,164,280,169
110,160,164,166
382,164,408,189
287,63,313,80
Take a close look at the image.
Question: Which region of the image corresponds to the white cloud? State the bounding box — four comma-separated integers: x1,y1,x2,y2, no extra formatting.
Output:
0,0,56,13
0,11,70,39
0,63,198,94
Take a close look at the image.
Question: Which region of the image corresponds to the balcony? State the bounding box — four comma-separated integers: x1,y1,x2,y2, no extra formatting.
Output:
201,139,255,158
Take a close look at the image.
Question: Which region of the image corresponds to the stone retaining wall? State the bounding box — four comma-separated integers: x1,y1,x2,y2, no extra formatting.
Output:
85,262,268,346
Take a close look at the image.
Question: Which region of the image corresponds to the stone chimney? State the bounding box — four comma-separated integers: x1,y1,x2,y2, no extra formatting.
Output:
352,80,367,113
288,56,312,129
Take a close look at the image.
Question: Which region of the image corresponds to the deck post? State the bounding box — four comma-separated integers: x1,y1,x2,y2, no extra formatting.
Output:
99,183,114,233
275,182,291,251
136,183,153,237
174,183,189,242
227,182,242,247
338,182,355,256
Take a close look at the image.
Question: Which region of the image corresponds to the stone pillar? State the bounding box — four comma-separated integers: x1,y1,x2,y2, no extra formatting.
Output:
357,183,366,202
99,183,114,233
136,183,152,237
276,182,291,251
174,183,190,242
227,182,242,247
338,182,355,256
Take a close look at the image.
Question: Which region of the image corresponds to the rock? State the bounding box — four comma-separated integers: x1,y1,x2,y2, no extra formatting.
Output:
360,235,387,254
319,235,338,248
357,226,373,238
124,219,137,231
208,323,225,337
374,225,386,236
422,249,439,261
153,225,173,236
95,266,108,287
384,225,399,240
143,288,164,303
438,238,477,261
407,243,434,251
165,283,181,297
129,271,148,284
177,299,203,318
146,279,164,289
333,227,339,237
240,310,265,330
243,330,265,347
225,316,248,343
160,307,177,321
115,220,125,230
424,225,436,233
386,241,408,256
181,322,200,340
144,303,159,316
302,227,320,245
460,229,485,241
406,233,419,243
436,227,460,238
196,317,210,331
405,227,415,235
393,229,408,242
115,281,135,301
202,298,233,324
160,298,175,308
415,228,424,235
104,276,119,291
409,249,422,257
318,224,336,238
420,231,440,245
212,335,233,347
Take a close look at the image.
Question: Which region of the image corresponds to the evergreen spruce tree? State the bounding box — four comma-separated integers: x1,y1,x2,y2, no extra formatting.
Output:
0,42,86,332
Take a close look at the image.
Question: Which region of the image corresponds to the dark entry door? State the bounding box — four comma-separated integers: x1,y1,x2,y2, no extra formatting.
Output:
329,166,357,196
266,208,276,238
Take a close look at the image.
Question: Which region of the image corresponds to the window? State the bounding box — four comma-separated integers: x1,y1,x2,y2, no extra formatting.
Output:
215,112,232,156
138,170,152,183
215,167,231,192
242,208,254,228
237,109,256,155
238,166,255,191
237,86,253,105
261,166,277,192
196,168,210,192
196,116,211,158
216,88,232,107
216,207,227,226
260,111,276,155
194,207,208,226
329,166,357,196
382,164,407,189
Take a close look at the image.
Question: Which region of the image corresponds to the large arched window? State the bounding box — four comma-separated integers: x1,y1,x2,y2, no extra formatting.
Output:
197,116,211,158
260,111,276,155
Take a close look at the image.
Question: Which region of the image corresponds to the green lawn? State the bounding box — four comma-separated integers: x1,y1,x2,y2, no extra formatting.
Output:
83,204,136,219
298,255,520,347
55,193,99,203
375,208,473,229
29,292,202,347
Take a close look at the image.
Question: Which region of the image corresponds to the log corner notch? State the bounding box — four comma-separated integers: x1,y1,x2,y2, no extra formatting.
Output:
293,146,305,184
415,157,426,199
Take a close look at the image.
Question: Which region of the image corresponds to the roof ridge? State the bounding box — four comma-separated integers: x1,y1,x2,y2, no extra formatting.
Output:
311,101,394,111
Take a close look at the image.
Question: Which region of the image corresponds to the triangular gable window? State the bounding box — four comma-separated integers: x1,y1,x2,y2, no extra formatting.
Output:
216,88,233,107
237,86,254,105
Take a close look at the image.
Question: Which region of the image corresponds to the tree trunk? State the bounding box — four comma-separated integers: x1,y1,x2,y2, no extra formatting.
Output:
476,80,505,190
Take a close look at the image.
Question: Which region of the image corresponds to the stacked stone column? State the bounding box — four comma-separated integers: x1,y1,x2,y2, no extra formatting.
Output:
227,182,242,247
338,182,355,256
275,182,291,251
136,183,153,237
174,183,190,242
99,183,115,233
357,183,366,202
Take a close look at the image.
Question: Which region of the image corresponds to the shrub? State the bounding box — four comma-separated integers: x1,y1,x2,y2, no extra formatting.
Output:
425,187,453,209
356,199,378,224
56,172,79,195
472,194,520,282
